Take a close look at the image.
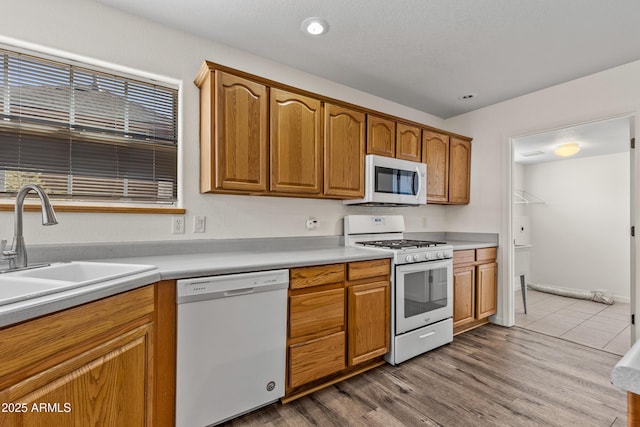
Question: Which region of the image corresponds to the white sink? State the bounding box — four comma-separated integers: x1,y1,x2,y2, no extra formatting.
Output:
0,261,156,306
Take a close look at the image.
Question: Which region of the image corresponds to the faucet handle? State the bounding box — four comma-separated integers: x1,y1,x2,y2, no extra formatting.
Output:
1,240,16,259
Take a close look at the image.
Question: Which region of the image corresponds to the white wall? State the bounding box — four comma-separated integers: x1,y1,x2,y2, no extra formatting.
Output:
0,0,450,244
524,153,630,301
444,60,640,327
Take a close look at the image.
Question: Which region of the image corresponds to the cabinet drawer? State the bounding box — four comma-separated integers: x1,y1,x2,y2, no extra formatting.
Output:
289,288,344,339
453,249,475,266
476,247,497,262
288,332,346,388
290,264,345,290
347,259,390,281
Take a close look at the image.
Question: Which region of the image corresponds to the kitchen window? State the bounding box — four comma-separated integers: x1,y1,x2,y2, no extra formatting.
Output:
0,47,178,208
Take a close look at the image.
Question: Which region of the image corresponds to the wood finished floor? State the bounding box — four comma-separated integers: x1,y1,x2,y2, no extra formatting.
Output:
224,325,626,427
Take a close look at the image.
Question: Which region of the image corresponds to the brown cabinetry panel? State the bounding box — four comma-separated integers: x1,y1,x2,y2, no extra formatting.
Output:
289,288,345,340
288,332,346,389
211,71,269,192
423,130,450,203
477,262,498,319
0,285,162,427
270,88,323,194
453,266,475,328
367,115,396,157
290,264,345,290
324,103,366,198
396,123,422,162
449,137,471,204
347,281,390,366
347,258,390,281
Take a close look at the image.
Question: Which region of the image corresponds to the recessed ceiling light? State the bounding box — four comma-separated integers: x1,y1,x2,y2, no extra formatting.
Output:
554,142,580,157
301,17,329,36
458,93,478,101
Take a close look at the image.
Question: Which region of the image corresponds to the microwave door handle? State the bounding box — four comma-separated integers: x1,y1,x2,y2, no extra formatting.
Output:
415,166,422,199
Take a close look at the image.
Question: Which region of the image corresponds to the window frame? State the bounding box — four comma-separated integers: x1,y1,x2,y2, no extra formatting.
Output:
0,41,183,213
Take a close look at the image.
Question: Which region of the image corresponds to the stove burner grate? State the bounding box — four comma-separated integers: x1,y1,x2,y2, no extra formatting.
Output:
357,239,447,249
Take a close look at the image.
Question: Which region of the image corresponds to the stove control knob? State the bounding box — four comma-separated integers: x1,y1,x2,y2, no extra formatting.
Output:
405,255,413,262
424,252,432,260
414,254,423,261
437,251,444,259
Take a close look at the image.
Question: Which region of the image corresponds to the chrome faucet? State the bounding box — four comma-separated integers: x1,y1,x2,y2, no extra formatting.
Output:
1,184,58,270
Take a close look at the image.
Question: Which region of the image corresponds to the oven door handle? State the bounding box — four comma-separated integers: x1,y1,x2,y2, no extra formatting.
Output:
415,166,422,199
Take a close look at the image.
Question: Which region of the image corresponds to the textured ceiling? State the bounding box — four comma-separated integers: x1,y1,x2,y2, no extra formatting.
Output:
94,0,640,118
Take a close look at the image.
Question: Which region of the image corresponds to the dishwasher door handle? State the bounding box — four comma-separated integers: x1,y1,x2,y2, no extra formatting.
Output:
223,288,255,297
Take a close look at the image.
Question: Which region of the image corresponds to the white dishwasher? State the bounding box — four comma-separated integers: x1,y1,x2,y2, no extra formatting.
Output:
176,269,289,427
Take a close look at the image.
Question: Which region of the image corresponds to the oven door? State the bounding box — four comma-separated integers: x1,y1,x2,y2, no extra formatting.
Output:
395,259,453,334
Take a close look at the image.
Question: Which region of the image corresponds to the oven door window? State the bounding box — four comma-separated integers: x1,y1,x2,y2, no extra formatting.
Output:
403,267,449,318
395,260,453,334
374,166,418,196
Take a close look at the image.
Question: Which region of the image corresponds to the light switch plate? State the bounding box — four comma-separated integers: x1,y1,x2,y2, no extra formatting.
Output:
193,216,206,233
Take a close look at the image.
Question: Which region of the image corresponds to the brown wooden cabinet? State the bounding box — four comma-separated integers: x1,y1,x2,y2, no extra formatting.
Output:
449,137,471,204
0,281,176,427
423,130,450,203
287,264,346,394
324,103,365,198
396,123,422,162
453,247,497,335
367,115,396,157
199,70,269,193
285,259,390,402
270,88,323,194
423,131,471,204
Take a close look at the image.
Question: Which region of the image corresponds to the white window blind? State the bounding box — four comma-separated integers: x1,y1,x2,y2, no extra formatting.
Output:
0,48,178,203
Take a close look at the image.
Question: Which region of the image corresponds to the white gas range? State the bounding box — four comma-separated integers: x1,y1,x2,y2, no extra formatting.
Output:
345,215,454,364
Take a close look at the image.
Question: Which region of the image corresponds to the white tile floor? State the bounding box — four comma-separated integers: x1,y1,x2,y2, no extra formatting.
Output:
515,288,631,356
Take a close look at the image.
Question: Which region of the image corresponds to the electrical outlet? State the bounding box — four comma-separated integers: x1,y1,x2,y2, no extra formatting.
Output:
305,217,319,230
172,216,185,234
193,216,206,233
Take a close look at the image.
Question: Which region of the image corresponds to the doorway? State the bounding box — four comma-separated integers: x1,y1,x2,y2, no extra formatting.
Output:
510,115,635,354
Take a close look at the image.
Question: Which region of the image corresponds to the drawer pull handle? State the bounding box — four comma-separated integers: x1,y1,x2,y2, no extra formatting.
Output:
419,331,436,339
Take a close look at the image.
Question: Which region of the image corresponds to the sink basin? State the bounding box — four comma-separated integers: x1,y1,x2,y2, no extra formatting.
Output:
0,261,156,306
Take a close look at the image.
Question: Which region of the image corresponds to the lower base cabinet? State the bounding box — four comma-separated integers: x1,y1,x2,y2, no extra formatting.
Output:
285,259,390,401
0,281,176,427
453,247,498,335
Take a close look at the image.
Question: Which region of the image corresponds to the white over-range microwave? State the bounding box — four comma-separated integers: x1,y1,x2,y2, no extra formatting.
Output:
344,154,427,206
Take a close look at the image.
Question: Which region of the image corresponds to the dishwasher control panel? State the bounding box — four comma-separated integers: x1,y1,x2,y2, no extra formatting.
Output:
176,269,289,303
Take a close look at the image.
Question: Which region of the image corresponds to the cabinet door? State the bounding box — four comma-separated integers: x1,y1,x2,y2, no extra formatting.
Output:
212,71,268,192
347,281,390,366
423,130,450,203
0,325,152,427
324,104,365,198
449,137,471,204
396,123,422,162
270,88,322,194
367,115,396,157
476,262,497,319
453,266,475,328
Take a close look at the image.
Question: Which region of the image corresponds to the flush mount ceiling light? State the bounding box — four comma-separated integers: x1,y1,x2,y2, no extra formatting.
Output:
301,17,329,36
554,142,580,157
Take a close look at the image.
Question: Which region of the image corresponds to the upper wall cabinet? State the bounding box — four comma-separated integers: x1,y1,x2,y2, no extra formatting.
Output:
324,104,366,198
195,61,472,203
448,137,471,204
199,71,269,193
367,115,396,157
270,89,323,195
423,131,472,204
396,123,422,162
